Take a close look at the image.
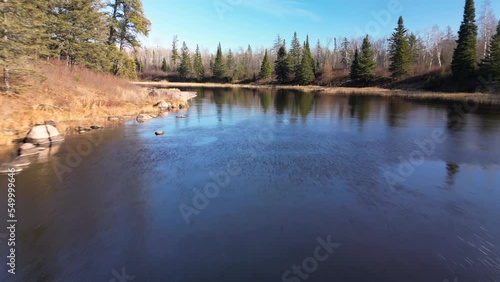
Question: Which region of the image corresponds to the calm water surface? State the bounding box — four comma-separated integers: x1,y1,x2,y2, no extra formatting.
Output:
1,89,500,282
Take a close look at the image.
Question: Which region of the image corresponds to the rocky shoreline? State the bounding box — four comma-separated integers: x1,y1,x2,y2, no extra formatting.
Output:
0,88,197,173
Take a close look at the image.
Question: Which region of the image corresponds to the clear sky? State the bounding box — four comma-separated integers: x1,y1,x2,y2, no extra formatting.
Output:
141,0,500,52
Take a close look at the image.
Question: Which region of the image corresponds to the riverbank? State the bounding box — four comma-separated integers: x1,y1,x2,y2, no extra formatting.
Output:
0,61,184,148
134,81,500,104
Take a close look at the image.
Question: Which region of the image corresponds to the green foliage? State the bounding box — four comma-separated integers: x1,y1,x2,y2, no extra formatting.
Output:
161,58,168,72
297,37,315,85
350,49,361,81
226,49,235,79
452,0,478,80
213,43,227,80
171,35,180,69
259,49,273,79
275,42,289,83
108,0,151,51
351,36,376,83
389,16,413,79
479,21,500,81
289,32,302,78
193,45,205,81
178,41,192,80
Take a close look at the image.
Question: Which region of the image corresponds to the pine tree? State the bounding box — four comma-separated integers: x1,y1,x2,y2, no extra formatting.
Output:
1,0,49,92
178,42,191,80
356,35,376,82
161,58,168,72
479,20,500,80
259,49,272,79
289,32,302,79
213,43,227,80
275,41,290,83
171,35,180,69
193,44,205,81
107,0,151,51
452,0,478,80
297,37,315,85
350,49,361,81
389,16,413,79
226,48,235,79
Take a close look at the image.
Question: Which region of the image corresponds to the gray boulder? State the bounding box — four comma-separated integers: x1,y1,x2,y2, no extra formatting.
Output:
136,114,153,123
25,125,64,145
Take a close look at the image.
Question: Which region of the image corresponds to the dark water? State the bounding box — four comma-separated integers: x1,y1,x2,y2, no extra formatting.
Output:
1,89,500,282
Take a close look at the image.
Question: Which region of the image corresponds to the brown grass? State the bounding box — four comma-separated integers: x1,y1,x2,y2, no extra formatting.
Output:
134,81,500,103
0,60,179,147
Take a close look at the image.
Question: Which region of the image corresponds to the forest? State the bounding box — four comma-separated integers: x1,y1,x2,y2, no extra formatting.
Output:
1,0,500,92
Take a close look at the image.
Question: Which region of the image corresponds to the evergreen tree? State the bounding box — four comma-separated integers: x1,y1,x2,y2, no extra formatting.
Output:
259,49,273,79
193,45,205,81
352,35,376,82
389,16,413,79
161,57,168,72
107,0,151,51
171,35,180,69
452,0,478,80
1,0,49,92
350,48,361,81
178,42,191,80
212,43,227,80
226,48,235,79
289,32,302,78
479,20,500,80
275,41,290,83
297,37,315,85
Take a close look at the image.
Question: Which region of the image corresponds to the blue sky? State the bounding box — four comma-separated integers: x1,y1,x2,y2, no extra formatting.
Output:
142,0,500,52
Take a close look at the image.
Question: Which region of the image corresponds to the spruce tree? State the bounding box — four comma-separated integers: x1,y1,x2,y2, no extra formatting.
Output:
389,16,412,79
350,49,361,81
357,35,376,82
213,43,227,80
275,41,289,83
289,32,302,79
227,48,235,79
161,58,168,72
452,0,478,80
297,37,315,85
479,20,500,80
259,49,272,79
193,45,205,81
178,42,191,80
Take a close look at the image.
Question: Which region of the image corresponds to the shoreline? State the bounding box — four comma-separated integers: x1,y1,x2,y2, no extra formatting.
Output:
133,81,500,104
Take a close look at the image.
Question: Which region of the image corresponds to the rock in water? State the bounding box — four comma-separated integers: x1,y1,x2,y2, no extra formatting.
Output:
136,114,153,123
155,131,165,136
25,125,64,145
154,100,172,111
176,115,187,119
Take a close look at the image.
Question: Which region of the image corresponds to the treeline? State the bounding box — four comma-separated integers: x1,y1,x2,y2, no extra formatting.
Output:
1,0,150,92
137,0,499,89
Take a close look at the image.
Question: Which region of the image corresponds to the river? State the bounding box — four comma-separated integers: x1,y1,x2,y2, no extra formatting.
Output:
1,88,500,282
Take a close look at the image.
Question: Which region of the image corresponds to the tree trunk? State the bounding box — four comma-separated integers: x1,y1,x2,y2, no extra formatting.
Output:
108,0,119,45
3,67,11,92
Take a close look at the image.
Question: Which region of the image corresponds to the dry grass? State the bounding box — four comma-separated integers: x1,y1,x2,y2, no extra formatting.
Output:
0,60,178,147
135,81,500,104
